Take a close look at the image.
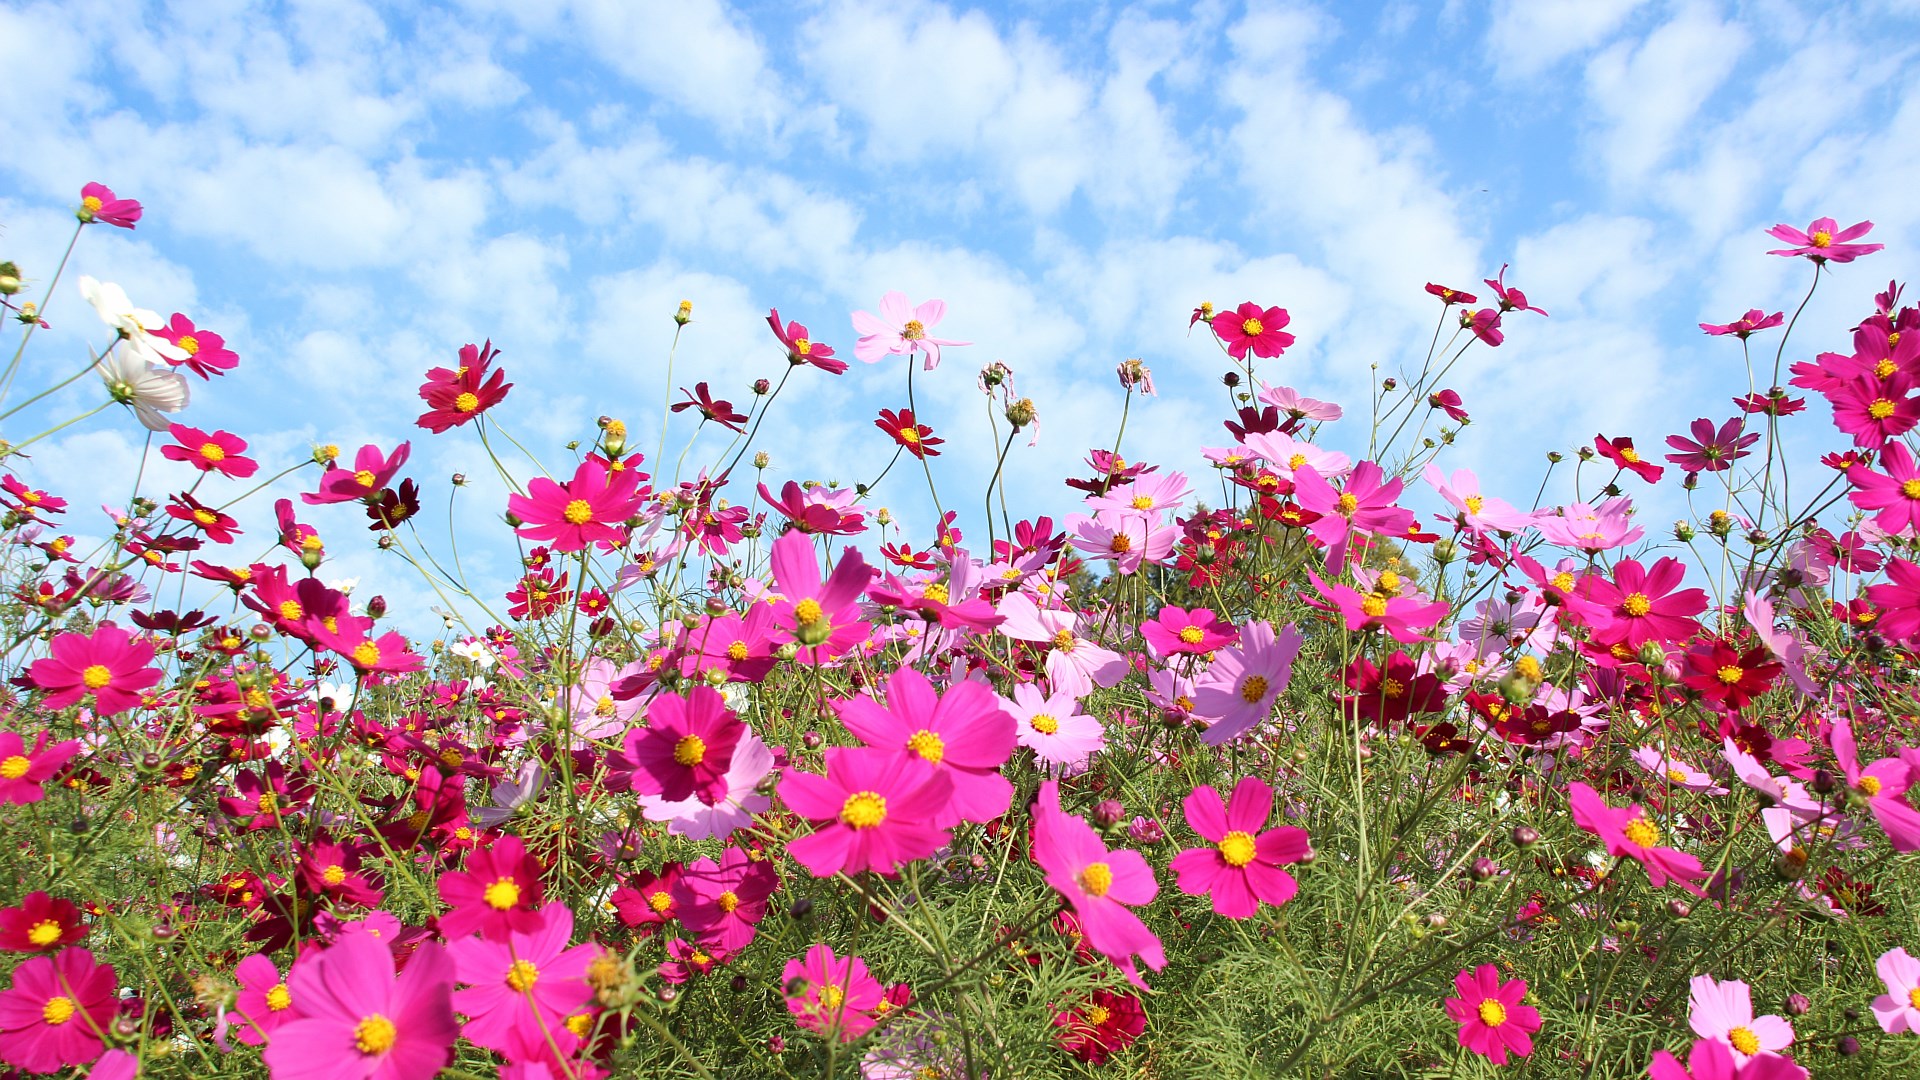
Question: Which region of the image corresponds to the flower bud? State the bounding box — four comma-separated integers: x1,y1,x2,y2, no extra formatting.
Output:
1221,371,1240,388
753,451,771,469
1672,520,1696,542
1092,799,1125,828
674,300,692,326
1839,1036,1861,1057
1511,825,1541,848
1786,993,1810,1016
1665,899,1691,919
1469,857,1498,881
1635,641,1667,668
0,262,21,295
366,595,387,619
602,418,627,457
1432,538,1457,564
313,444,340,465
753,378,771,395
1381,378,1397,391
801,731,823,750
1546,451,1564,463
787,899,813,921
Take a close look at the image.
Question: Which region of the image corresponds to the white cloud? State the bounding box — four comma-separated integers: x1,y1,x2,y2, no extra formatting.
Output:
1485,0,1652,81
1584,5,1748,185
562,0,787,135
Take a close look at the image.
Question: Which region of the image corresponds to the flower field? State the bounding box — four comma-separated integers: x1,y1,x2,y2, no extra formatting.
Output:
3,185,1920,1078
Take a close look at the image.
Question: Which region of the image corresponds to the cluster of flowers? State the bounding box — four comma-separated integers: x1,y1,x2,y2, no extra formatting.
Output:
4,184,1920,1079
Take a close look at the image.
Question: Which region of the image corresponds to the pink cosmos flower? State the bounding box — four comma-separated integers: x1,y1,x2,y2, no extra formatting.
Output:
304,442,411,505
1648,1037,1809,1080
1829,373,1920,448
1210,302,1295,361
263,931,458,1080
1189,620,1303,745
1169,777,1309,919
1765,217,1882,263
767,308,848,374
77,182,140,228
1463,307,1505,346
151,313,240,378
1867,558,1920,644
767,529,875,658
1848,441,1920,533
1423,465,1535,535
1568,781,1707,896
759,480,867,536
1064,507,1176,574
0,731,81,805
1427,388,1469,422
1700,309,1784,338
1443,964,1541,1065
416,340,513,433
782,944,882,1041
1873,946,1920,1034
836,665,1015,827
27,622,160,715
638,731,774,841
1086,472,1191,516
1664,417,1758,473
437,835,547,940
162,423,258,478
852,292,968,370
228,953,302,1047
0,947,116,1073
1292,462,1415,568
676,846,779,952
1484,264,1548,316
1032,780,1165,990
1002,682,1105,769
564,657,646,741
1594,434,1665,484
508,456,643,553
1578,557,1707,649
1830,717,1920,851
312,625,426,678
779,746,953,878
1534,497,1643,553
1140,605,1236,658
1631,747,1725,795
1688,975,1793,1065
1239,430,1350,481
1255,382,1343,422
1306,571,1448,643
995,592,1127,699
606,687,744,805
449,903,599,1061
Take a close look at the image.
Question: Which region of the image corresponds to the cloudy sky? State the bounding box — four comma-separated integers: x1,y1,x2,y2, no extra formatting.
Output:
3,0,1917,624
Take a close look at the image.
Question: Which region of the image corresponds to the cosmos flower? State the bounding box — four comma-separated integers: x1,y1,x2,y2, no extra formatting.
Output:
1443,964,1541,1065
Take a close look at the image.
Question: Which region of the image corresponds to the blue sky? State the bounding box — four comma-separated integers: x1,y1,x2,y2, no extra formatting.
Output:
3,0,1918,625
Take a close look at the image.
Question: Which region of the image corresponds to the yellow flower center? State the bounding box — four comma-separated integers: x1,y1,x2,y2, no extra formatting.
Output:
323,864,347,885
193,508,218,525
1218,830,1257,867
1551,571,1575,591
566,1012,593,1037
822,985,846,1009
595,694,617,717
354,1014,397,1055
81,664,114,689
840,791,887,829
1728,1026,1760,1055
352,642,382,668
1464,495,1485,513
902,319,926,341
1108,533,1133,554
1052,628,1076,652
1382,678,1406,698
562,499,594,525
1079,862,1114,897
455,392,480,413
257,791,279,815
484,877,522,910
1667,769,1689,783
1622,593,1652,617
794,598,823,625
1622,815,1661,848
647,890,672,913
673,735,707,767
1178,626,1205,645
1241,317,1264,337
1903,479,1920,500
1031,713,1059,735
80,195,104,215
1909,988,1920,1010
1086,1005,1113,1026
1361,595,1388,618
908,729,945,765
1288,453,1308,469
1811,230,1833,248
1870,398,1897,420
194,441,229,464
353,470,377,488
1478,999,1507,1027
1240,674,1270,703
43,996,76,1025
506,959,539,992
901,427,920,444
279,599,305,620
26,920,63,947
1715,665,1744,685
266,984,292,1012
1337,492,1359,516
1860,775,1883,797
716,890,740,913
0,756,30,779
1131,495,1155,510
794,338,812,355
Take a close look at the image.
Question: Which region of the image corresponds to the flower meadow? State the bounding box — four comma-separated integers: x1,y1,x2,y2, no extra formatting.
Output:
4,187,1920,1080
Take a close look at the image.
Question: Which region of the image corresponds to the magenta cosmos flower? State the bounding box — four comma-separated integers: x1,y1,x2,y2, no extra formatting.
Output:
1700,309,1784,339
605,686,744,805
163,423,257,478
1848,441,1920,534
995,591,1127,699
416,340,512,433
151,312,240,378
767,308,847,374
1866,558,1920,644
1033,780,1165,990
767,528,875,658
27,622,160,715
1443,964,1540,1065
782,943,883,1042
1169,777,1309,919
0,731,81,805
448,902,599,1061
1578,557,1707,650
437,834,547,940
1188,620,1303,746
1140,605,1237,659
1873,946,1920,1034
226,953,301,1047
77,182,140,228
1665,417,1758,473
507,456,643,553
304,442,411,505
1831,717,1920,851
1567,781,1707,896
0,892,87,953
1210,302,1295,361
1766,217,1882,263
836,664,1015,827
676,845,780,952
263,931,458,1080
851,291,969,370
779,746,953,878
0,947,117,1073
1688,974,1793,1066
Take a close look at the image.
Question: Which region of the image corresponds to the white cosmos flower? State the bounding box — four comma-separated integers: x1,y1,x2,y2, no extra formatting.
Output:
79,276,188,363
94,346,189,431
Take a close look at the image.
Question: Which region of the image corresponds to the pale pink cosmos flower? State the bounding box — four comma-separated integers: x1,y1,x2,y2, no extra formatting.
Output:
1085,471,1191,515
1688,975,1793,1065
1423,464,1536,535
638,730,774,841
1002,682,1105,770
1631,747,1725,795
1722,739,1824,820
1534,497,1642,553
1064,508,1176,575
1255,382,1342,423
565,656,646,741
995,592,1126,699
1872,946,1920,1034
1239,430,1350,482
851,292,969,370
1189,620,1303,746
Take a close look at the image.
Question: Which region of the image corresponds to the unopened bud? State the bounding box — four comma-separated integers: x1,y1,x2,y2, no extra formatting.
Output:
366,595,387,619
1786,993,1811,1016
801,731,823,750
1511,825,1541,848
0,262,20,295
1381,378,1397,391
674,300,692,326
753,378,771,395
1469,857,1498,881
1092,799,1125,828
753,451,771,470
1665,899,1691,919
